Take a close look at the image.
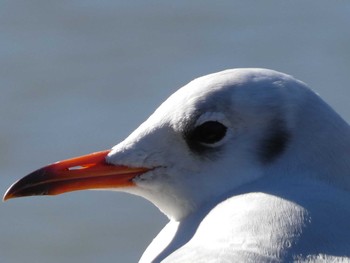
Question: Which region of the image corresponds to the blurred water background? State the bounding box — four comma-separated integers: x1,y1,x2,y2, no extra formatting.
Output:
1,1,349,262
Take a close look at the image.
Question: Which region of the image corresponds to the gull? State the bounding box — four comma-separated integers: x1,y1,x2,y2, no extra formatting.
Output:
4,68,350,262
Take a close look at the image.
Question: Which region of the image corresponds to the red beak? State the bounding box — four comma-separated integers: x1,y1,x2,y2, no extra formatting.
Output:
3,150,150,201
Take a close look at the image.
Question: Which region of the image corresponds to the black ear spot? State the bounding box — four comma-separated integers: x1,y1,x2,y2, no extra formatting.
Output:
259,120,290,164
185,121,227,153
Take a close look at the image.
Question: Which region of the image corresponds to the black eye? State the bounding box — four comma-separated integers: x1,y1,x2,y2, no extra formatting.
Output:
189,121,227,145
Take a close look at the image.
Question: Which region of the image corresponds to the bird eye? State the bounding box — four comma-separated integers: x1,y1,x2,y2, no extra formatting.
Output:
190,121,227,145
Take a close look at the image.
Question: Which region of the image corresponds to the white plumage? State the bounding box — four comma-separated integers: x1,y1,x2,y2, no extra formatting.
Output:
5,68,350,262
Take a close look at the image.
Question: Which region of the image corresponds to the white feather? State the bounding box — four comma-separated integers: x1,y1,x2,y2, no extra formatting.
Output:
106,68,350,262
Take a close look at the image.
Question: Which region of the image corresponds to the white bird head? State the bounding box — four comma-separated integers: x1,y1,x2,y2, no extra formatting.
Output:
4,68,350,221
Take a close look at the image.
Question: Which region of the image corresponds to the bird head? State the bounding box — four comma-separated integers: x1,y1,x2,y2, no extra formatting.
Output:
5,68,348,220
